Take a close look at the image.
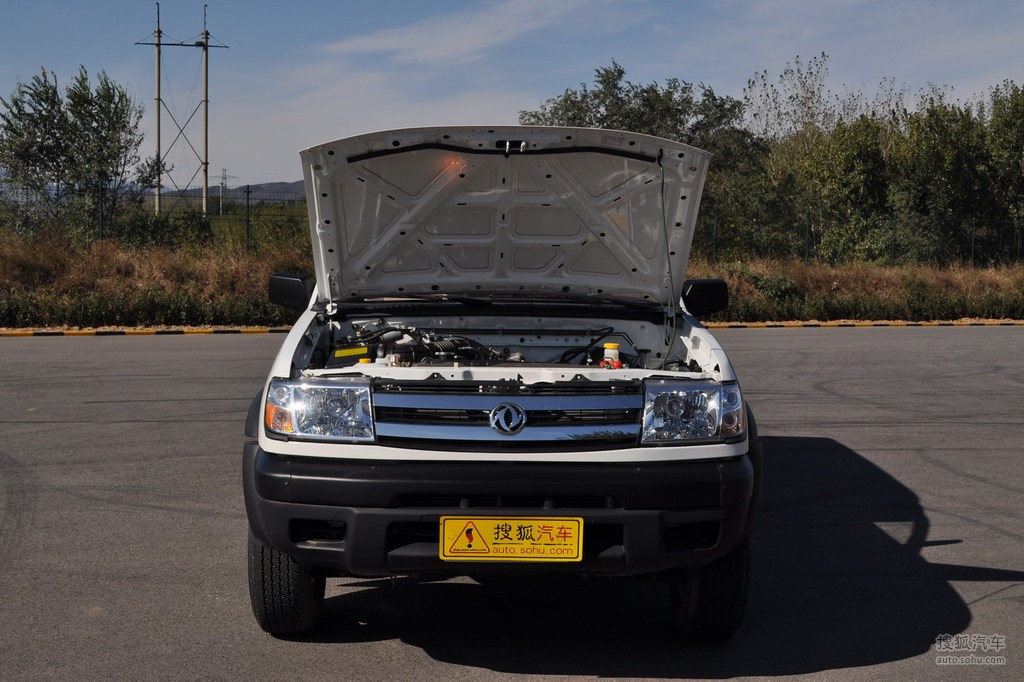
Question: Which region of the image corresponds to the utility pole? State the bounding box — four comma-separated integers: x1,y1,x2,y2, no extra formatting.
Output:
137,3,227,215
245,184,252,251
201,6,209,215
154,4,161,214
219,168,238,215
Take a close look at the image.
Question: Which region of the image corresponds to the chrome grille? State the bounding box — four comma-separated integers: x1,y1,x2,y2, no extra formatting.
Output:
372,384,643,450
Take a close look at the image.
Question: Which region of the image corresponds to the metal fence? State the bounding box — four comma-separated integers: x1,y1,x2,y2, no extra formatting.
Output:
5,178,1022,264
0,178,308,250
146,184,307,249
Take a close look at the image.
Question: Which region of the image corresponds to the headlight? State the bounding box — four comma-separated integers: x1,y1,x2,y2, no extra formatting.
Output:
641,380,745,445
264,378,374,442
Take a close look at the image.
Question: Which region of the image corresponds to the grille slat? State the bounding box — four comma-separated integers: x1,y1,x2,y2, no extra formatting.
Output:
375,406,640,426
371,384,644,451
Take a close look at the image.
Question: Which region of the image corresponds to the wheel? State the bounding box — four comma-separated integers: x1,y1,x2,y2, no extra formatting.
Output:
669,538,750,641
248,529,325,636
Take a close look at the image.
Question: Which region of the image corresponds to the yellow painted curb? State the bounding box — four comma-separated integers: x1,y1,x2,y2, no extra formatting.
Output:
707,320,1024,328
3,322,1021,337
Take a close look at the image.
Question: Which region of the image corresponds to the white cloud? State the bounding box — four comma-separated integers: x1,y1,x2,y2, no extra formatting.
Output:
324,0,591,67
200,0,651,183
206,64,535,183
150,0,1024,184
657,0,1024,101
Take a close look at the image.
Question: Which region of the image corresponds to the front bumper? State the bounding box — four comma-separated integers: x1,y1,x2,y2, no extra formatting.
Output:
243,442,756,577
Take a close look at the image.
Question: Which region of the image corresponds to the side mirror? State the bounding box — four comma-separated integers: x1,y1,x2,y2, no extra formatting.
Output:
681,278,728,317
269,272,315,311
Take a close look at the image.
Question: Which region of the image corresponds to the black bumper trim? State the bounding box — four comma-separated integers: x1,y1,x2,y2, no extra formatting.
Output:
243,442,754,577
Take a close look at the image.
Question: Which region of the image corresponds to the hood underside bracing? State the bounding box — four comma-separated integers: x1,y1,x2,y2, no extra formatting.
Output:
300,126,710,308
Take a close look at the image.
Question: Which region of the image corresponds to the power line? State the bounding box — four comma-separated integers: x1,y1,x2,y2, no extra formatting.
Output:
136,3,227,215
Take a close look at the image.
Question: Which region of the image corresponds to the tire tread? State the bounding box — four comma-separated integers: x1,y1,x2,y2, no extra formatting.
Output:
248,530,324,636
671,539,750,641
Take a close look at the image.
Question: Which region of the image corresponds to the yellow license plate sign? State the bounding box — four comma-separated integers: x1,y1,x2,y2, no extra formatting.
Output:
439,516,583,562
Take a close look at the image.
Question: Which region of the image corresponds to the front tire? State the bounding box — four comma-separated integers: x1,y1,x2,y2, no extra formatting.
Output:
669,538,750,641
248,529,325,636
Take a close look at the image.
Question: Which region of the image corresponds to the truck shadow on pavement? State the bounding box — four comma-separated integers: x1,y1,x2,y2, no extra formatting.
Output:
307,436,1021,677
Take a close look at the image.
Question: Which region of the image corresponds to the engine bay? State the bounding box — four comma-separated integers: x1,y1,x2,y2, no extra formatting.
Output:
327,319,639,368
302,312,704,373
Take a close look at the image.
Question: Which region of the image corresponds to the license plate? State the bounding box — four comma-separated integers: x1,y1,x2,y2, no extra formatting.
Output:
439,516,583,562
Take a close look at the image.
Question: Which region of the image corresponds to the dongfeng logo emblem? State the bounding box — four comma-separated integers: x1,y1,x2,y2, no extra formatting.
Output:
489,403,526,435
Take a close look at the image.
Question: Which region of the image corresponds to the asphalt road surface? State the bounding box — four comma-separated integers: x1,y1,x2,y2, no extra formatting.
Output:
1,328,1021,681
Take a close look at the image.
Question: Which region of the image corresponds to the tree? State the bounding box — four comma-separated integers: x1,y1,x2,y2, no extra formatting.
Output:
0,66,156,236
742,53,841,259
0,68,71,223
65,68,147,230
519,62,769,261
519,61,701,141
888,90,996,262
520,57,1019,266
813,115,891,262
984,80,1024,262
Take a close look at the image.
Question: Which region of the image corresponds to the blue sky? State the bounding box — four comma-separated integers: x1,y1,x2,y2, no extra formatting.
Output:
2,0,1023,186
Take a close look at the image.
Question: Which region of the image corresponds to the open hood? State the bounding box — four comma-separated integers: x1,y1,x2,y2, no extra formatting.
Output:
300,126,710,308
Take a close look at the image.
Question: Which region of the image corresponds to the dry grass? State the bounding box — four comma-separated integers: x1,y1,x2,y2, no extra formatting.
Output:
690,258,1024,294
1,232,309,298
2,234,1023,327
689,257,1024,322
0,232,312,327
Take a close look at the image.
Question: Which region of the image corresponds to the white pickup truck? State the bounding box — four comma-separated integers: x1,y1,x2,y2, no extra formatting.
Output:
243,126,761,641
